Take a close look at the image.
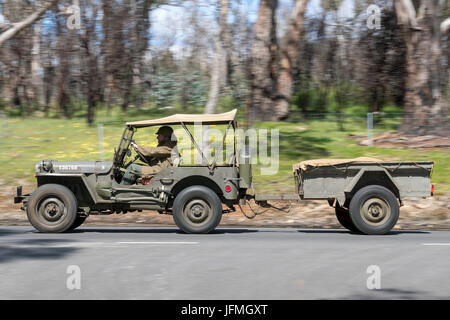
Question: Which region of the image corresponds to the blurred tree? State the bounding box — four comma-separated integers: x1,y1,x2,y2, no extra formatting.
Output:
395,0,449,135
0,0,54,112
441,0,450,99
203,0,230,152
0,0,57,46
359,3,407,112
204,0,229,115
150,49,178,108
273,0,309,120
31,21,41,109
0,0,448,134
79,0,101,124
102,0,120,115
120,0,153,112
177,60,208,110
250,0,278,121
54,3,73,119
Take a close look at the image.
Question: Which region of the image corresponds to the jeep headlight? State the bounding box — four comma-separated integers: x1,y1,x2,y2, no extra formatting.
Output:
39,160,53,172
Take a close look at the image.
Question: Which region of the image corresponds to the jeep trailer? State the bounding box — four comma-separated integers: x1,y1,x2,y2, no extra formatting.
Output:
14,109,434,235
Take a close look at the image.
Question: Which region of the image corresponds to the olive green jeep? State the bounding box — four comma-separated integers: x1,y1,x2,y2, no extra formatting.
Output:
14,109,252,234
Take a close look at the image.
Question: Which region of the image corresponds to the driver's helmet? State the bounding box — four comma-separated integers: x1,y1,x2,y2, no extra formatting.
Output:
156,126,173,139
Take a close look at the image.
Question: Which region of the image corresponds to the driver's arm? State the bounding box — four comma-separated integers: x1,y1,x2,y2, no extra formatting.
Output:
136,145,172,158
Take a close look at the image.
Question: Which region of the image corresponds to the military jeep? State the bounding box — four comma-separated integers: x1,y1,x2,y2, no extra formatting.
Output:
14,109,251,234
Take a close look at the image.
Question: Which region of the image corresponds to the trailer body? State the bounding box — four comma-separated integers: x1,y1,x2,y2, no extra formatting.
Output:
290,158,434,234
294,159,434,206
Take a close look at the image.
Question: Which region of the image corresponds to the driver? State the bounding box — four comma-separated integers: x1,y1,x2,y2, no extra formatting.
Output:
121,126,178,185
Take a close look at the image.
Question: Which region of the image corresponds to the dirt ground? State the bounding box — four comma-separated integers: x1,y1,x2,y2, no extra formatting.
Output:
2,183,449,231
354,132,450,149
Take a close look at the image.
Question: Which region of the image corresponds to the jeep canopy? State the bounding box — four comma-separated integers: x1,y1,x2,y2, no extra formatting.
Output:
126,109,237,128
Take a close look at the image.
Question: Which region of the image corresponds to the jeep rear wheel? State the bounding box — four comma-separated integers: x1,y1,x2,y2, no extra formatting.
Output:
26,184,77,233
173,185,222,234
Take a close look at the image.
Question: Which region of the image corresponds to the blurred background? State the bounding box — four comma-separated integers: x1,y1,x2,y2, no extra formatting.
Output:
0,0,449,193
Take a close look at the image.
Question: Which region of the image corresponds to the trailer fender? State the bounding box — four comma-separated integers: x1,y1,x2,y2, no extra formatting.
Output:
343,168,400,202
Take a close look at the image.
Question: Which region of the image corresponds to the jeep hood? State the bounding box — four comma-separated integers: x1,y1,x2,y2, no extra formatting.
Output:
36,160,113,175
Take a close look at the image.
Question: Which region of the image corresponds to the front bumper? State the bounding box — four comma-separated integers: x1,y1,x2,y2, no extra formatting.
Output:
14,186,30,206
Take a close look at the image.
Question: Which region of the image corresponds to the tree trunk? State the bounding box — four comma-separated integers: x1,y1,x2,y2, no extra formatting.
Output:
121,78,132,113
203,0,229,154
85,51,98,124
31,21,41,109
250,0,278,121
130,0,152,108
395,0,449,136
1,47,20,109
102,0,115,115
81,0,100,124
130,0,141,97
55,18,70,118
204,0,229,115
43,62,53,116
273,0,308,120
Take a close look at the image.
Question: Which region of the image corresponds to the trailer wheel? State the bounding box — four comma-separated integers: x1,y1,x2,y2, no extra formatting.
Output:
173,185,222,234
26,184,78,233
349,185,399,235
335,206,360,232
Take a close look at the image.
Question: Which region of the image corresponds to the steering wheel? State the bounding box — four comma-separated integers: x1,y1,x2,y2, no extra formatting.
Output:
130,141,152,166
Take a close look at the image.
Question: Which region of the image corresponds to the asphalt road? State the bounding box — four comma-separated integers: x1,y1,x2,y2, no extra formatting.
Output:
0,226,449,300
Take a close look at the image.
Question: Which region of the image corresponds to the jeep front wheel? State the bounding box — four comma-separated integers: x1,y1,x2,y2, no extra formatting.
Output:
68,215,87,231
172,186,222,234
26,184,78,233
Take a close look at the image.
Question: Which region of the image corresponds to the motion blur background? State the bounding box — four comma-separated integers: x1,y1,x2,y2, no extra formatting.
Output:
0,0,449,192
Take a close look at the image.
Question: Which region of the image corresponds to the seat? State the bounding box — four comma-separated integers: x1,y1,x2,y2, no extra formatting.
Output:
173,157,181,167
171,147,182,167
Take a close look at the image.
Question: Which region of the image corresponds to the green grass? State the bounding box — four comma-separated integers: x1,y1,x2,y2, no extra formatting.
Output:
0,113,448,195
0,118,122,182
